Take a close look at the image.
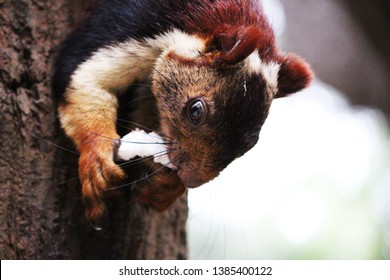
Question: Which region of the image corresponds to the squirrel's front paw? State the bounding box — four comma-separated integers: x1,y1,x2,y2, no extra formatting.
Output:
79,147,126,220
134,168,186,211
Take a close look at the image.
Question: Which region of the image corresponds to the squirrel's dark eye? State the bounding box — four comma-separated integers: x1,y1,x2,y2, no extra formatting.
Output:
186,99,207,125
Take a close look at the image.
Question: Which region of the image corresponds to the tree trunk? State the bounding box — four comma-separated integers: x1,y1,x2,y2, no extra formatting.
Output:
0,0,187,260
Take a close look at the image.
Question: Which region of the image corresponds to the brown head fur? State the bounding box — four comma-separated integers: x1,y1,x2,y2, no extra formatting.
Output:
152,23,313,187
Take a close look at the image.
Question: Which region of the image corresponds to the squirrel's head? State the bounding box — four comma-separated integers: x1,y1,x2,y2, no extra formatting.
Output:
152,26,313,188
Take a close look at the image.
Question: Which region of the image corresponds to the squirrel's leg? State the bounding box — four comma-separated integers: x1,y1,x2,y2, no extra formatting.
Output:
134,163,186,211
57,40,158,220
59,86,125,220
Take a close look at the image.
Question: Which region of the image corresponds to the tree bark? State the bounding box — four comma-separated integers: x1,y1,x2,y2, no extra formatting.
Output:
0,0,187,260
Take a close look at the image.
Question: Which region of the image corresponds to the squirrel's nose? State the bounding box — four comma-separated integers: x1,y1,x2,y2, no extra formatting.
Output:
178,168,205,188
178,165,219,188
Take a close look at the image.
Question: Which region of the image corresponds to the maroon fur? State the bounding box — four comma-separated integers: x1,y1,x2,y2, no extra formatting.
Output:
168,0,277,62
276,54,313,97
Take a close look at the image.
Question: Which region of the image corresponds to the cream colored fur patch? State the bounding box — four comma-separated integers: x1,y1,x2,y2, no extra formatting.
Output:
245,51,280,97
70,29,205,94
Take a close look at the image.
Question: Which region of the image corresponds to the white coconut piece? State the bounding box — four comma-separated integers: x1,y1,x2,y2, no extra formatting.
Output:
116,129,174,168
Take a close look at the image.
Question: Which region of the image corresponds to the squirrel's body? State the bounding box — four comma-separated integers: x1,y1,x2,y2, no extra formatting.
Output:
52,0,312,220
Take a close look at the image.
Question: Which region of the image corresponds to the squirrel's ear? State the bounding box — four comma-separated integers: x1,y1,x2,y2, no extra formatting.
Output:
275,54,313,98
207,25,267,64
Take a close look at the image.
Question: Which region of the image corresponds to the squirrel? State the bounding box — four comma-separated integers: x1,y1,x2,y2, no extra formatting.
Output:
52,0,313,221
